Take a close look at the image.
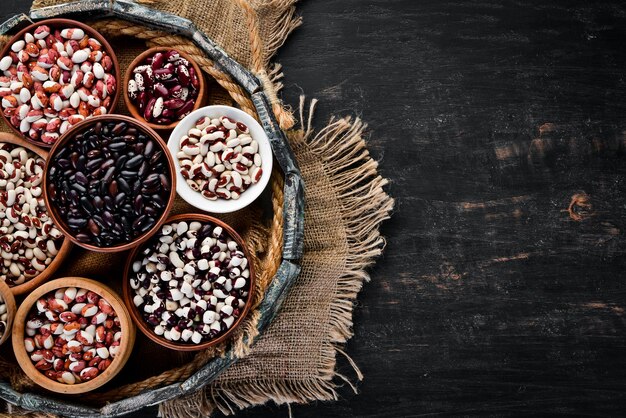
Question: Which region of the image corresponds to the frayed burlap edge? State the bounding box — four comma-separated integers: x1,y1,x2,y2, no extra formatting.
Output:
159,99,394,417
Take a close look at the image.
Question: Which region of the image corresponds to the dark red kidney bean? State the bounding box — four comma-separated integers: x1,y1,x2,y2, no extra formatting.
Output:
175,100,194,118
163,98,185,109
143,97,156,121
151,52,164,70
153,83,169,97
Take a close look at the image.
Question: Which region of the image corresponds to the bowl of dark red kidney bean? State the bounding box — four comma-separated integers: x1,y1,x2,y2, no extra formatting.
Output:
12,277,135,394
123,213,255,351
123,47,205,131
0,19,120,148
42,114,176,252
167,105,273,213
0,280,16,346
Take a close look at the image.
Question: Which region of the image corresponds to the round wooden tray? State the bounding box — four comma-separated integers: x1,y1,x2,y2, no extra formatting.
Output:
0,6,305,417
0,132,73,296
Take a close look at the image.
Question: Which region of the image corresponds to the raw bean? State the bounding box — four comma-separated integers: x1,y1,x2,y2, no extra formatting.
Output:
0,24,117,145
24,286,122,384
0,143,63,288
47,120,172,248
0,294,7,339
176,115,262,201
128,220,251,344
127,49,200,124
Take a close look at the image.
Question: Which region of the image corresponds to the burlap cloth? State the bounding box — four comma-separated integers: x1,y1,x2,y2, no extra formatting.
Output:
0,0,393,416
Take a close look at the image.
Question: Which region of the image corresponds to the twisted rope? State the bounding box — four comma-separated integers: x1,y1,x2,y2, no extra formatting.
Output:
90,20,258,119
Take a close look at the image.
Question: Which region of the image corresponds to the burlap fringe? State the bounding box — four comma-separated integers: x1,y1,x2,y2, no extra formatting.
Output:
159,98,393,417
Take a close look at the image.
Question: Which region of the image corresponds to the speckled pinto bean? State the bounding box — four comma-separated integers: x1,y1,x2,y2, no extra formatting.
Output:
177,116,262,200
24,287,122,384
0,295,7,339
0,24,117,145
0,143,63,287
130,220,251,344
128,50,199,124
47,120,172,247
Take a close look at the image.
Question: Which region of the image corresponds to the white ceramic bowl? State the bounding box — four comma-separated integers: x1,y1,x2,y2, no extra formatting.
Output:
168,105,273,213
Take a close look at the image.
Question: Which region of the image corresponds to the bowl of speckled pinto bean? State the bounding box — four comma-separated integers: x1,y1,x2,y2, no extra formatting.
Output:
0,132,72,296
12,277,135,394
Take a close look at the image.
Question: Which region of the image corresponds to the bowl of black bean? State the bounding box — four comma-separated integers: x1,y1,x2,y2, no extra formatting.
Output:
42,115,176,252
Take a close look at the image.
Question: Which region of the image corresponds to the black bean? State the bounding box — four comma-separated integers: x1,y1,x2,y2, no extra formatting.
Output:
117,177,131,194
137,161,149,178
102,166,116,184
143,140,155,157
121,170,138,179
68,217,88,228
93,196,104,210
80,197,94,212
125,154,144,169
114,192,126,206
74,172,88,185
109,142,127,152
159,174,171,191
86,157,103,171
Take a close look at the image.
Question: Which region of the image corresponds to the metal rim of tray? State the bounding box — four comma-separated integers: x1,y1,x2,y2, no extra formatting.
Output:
0,2,305,417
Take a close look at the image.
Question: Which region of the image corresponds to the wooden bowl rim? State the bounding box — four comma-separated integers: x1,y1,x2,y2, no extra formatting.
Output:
0,132,73,296
11,277,136,394
0,280,16,346
122,46,206,131
122,213,256,351
0,18,121,149
41,114,177,253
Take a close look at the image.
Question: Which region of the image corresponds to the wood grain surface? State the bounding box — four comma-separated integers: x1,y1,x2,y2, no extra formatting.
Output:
4,1,626,416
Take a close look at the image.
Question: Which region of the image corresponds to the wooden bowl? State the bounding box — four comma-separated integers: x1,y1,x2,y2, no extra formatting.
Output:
122,213,256,351
12,277,136,394
123,47,206,131
0,280,16,346
42,114,177,253
0,132,73,296
0,18,121,149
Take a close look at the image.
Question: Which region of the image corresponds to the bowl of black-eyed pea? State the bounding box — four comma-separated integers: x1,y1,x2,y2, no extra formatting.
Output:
123,213,255,351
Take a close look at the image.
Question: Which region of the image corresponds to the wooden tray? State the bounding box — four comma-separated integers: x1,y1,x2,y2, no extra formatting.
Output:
0,4,305,417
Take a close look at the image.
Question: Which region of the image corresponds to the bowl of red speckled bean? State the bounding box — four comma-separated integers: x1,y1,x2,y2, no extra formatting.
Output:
0,18,120,148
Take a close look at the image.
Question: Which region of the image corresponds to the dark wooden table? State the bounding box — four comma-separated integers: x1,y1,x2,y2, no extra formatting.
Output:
4,1,626,416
